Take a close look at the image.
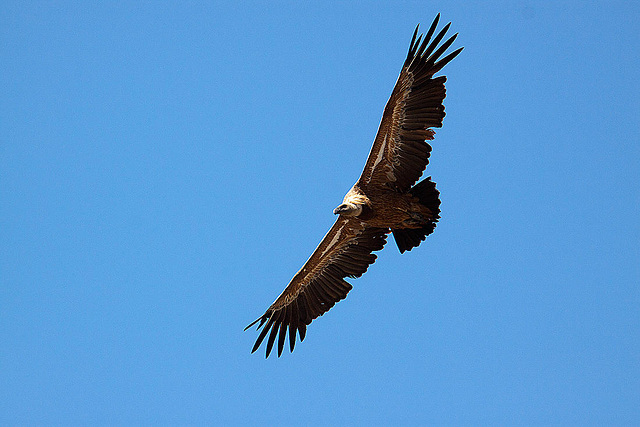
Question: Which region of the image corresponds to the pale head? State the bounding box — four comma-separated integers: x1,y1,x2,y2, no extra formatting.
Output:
333,202,363,217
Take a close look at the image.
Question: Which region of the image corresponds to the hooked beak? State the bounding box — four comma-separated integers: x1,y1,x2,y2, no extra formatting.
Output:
333,204,347,215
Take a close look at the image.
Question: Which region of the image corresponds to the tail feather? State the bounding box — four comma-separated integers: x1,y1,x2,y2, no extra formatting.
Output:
392,177,441,254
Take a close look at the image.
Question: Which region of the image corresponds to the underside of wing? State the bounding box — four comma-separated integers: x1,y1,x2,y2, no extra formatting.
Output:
245,217,388,358
358,14,463,192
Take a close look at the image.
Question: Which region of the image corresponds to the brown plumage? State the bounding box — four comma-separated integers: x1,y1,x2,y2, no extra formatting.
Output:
246,15,463,357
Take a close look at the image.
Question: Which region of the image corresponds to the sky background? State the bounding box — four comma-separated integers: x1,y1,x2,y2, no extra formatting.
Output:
1,1,639,425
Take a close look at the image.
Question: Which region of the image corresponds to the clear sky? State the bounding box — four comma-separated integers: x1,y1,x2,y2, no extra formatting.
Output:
1,1,638,425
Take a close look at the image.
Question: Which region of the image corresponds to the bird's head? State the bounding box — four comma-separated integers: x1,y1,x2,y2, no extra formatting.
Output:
333,202,362,217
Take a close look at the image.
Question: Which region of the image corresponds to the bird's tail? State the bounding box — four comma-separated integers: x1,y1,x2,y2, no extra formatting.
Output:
392,177,441,254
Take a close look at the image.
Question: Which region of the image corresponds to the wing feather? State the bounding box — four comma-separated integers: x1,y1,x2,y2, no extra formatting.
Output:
357,15,463,192
246,216,388,357
277,309,288,357
288,300,298,352
264,309,282,358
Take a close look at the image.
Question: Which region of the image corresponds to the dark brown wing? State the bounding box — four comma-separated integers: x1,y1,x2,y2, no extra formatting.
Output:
245,217,387,358
357,14,463,192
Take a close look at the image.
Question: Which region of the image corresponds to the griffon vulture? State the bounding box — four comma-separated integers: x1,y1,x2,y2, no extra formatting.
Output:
246,15,462,357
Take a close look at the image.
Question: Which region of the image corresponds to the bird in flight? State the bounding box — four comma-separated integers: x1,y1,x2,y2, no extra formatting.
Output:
246,14,462,357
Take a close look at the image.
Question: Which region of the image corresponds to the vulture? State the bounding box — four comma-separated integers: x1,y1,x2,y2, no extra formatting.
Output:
246,14,463,357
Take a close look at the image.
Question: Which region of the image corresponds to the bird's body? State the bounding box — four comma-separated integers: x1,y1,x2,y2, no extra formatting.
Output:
246,14,463,357
340,184,434,229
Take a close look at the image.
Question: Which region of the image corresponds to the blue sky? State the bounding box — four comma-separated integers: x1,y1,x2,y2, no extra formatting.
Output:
1,1,638,425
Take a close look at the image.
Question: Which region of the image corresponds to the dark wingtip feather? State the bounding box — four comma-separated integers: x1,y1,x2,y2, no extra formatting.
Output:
277,319,287,357
251,315,275,354
422,22,451,60
251,330,265,354
423,14,440,45
405,31,422,66
407,14,441,66
244,316,262,331
289,322,296,353
428,32,458,64
432,46,464,74
429,14,440,36
264,311,282,358
299,324,307,342
410,24,420,49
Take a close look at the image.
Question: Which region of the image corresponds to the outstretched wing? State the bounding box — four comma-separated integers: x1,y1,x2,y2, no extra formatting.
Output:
357,14,463,192
245,217,388,358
